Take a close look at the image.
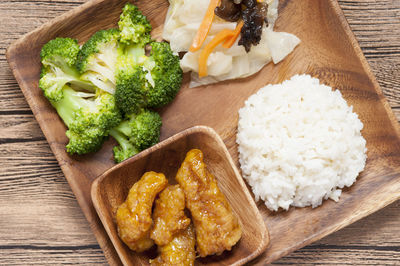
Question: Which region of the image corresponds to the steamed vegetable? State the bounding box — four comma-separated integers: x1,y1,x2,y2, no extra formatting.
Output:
198,29,235,77
115,41,182,113
222,20,244,48
118,3,152,46
39,37,121,154
51,86,121,155
238,1,266,52
38,3,182,161
76,29,122,94
39,38,92,102
110,109,162,163
143,42,183,108
189,0,221,52
165,0,300,87
214,0,241,22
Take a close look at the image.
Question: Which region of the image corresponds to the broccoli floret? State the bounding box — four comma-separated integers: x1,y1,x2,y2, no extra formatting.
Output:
129,109,162,150
76,29,122,94
118,3,152,46
115,63,149,114
114,4,181,111
41,37,79,68
114,41,182,112
144,42,183,107
114,31,148,114
39,38,92,101
51,86,122,154
110,109,162,163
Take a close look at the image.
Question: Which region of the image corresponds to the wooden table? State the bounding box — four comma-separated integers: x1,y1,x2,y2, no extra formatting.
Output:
1,0,399,264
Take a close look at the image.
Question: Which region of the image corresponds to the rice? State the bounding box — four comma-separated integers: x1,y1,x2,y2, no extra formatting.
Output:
236,74,367,211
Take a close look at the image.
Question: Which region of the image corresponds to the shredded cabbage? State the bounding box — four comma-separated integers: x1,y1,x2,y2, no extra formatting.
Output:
164,0,300,87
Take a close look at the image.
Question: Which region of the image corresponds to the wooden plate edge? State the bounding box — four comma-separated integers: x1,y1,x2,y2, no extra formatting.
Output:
328,0,400,139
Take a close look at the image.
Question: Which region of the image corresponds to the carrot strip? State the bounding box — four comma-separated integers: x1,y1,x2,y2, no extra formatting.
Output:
222,21,244,49
198,29,235,78
189,0,221,52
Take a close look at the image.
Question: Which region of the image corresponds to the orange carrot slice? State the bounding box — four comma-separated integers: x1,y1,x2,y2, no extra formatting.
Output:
198,29,235,77
189,0,221,52
222,20,244,49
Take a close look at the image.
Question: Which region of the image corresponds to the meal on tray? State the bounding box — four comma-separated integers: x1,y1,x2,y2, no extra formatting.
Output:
37,0,368,263
116,149,242,265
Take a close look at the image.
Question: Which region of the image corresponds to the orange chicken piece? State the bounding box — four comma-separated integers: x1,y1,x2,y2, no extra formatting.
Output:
150,224,196,266
116,171,168,252
151,184,191,246
175,149,242,257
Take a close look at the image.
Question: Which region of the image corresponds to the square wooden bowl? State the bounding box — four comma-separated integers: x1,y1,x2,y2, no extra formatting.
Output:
91,126,269,265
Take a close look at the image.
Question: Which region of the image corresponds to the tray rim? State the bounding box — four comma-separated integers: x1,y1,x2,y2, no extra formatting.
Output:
5,0,400,264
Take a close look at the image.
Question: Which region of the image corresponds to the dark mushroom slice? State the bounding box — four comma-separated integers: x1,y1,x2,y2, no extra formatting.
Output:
214,0,242,22
238,3,265,52
241,0,257,8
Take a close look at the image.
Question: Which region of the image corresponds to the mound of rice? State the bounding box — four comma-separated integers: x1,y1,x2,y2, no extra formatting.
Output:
236,74,367,211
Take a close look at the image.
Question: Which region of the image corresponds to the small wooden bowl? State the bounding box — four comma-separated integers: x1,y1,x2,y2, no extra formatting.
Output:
91,126,269,265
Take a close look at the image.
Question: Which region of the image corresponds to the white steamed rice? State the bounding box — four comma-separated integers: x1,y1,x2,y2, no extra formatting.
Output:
236,74,367,211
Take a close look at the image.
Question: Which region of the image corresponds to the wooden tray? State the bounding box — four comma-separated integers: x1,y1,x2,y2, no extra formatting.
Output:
6,0,400,264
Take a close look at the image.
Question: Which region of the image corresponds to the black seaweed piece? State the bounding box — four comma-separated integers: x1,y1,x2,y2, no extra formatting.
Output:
214,0,241,22
238,4,265,52
241,0,257,8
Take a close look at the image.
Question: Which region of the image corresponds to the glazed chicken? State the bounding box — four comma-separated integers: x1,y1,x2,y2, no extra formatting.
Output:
116,171,168,252
150,184,191,246
175,149,242,257
150,224,196,266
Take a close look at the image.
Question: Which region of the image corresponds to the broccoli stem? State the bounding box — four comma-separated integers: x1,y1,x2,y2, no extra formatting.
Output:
51,86,94,127
45,58,77,77
125,44,145,63
113,119,132,137
50,59,92,89
89,62,116,84
110,128,139,162
109,128,132,150
69,79,94,91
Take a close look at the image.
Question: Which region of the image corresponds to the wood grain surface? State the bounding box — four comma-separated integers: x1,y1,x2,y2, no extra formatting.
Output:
1,0,400,265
